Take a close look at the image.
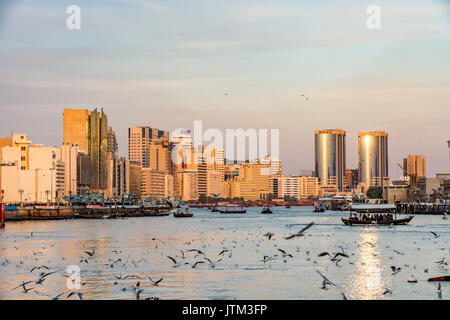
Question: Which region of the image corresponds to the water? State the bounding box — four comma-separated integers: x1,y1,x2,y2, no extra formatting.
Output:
0,206,449,300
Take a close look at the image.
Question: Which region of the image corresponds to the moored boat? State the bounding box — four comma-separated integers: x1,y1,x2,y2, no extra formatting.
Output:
261,205,273,214
174,206,193,218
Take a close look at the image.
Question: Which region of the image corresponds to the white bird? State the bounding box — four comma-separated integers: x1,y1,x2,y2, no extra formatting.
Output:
146,276,163,286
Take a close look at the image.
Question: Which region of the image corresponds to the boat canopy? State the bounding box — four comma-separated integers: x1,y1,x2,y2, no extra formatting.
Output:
350,204,396,211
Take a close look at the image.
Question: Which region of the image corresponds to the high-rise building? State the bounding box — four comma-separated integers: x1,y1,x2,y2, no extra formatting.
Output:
403,155,426,179
141,168,166,199
61,143,79,196
270,175,319,199
128,126,169,168
314,129,346,191
63,108,109,192
358,131,388,186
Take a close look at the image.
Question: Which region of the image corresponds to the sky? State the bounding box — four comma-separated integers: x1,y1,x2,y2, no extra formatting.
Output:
0,0,449,177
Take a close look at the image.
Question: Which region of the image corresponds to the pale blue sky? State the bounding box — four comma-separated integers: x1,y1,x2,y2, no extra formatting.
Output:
0,0,449,177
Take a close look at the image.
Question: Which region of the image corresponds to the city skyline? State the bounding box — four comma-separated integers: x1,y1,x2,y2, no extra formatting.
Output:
0,0,449,177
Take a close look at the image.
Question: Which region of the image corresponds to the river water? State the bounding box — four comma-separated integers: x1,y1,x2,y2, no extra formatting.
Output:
0,206,448,300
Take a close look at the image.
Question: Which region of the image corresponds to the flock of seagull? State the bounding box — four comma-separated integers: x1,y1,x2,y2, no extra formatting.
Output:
1,213,449,300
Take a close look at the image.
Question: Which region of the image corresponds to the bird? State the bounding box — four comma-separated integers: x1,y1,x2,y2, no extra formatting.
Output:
263,232,274,240
67,291,83,300
30,265,49,273
84,249,96,257
52,292,66,300
115,274,142,280
146,276,163,286
186,249,205,255
277,249,293,258
391,266,402,275
285,222,314,239
204,257,222,268
12,281,34,293
316,270,337,289
430,231,440,238
218,249,230,256
131,281,144,300
167,256,180,268
382,288,392,295
192,261,206,268
261,255,274,263
318,251,349,261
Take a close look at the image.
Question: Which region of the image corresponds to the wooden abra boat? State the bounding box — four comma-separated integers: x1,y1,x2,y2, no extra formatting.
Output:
174,206,193,218
219,205,246,214
261,205,273,214
342,204,414,226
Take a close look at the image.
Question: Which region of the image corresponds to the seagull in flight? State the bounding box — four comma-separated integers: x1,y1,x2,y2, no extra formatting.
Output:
277,248,293,258
316,270,337,289
263,232,274,240
167,256,180,268
146,276,163,286
30,265,49,273
318,251,349,261
285,222,314,240
12,281,34,293
430,231,439,238
67,291,83,300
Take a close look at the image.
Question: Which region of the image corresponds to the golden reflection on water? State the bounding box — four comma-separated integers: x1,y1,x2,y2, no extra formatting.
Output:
350,230,382,300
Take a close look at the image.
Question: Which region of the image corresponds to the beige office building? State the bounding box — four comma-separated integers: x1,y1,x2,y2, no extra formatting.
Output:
141,168,166,199
128,126,169,169
403,155,426,178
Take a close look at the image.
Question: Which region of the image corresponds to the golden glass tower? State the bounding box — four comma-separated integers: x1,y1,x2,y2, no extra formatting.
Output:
358,131,388,186
314,129,346,191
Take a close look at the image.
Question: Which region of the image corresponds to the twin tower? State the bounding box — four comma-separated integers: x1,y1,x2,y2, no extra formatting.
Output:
314,129,388,191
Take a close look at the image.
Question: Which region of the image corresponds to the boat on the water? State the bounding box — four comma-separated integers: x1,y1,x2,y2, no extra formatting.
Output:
313,206,325,213
219,205,246,214
261,205,273,214
173,206,193,218
428,276,450,282
342,204,414,226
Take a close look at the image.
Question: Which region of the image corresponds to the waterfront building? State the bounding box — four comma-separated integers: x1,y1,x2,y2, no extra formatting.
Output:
176,170,198,201
0,135,63,203
271,175,319,200
358,131,388,187
61,143,79,196
164,174,174,198
314,129,346,191
141,168,166,199
125,160,142,198
63,108,109,192
403,155,426,179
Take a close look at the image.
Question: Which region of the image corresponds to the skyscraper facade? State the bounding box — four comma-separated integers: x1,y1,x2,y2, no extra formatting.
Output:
314,129,346,191
63,108,109,192
128,126,169,168
358,131,388,186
